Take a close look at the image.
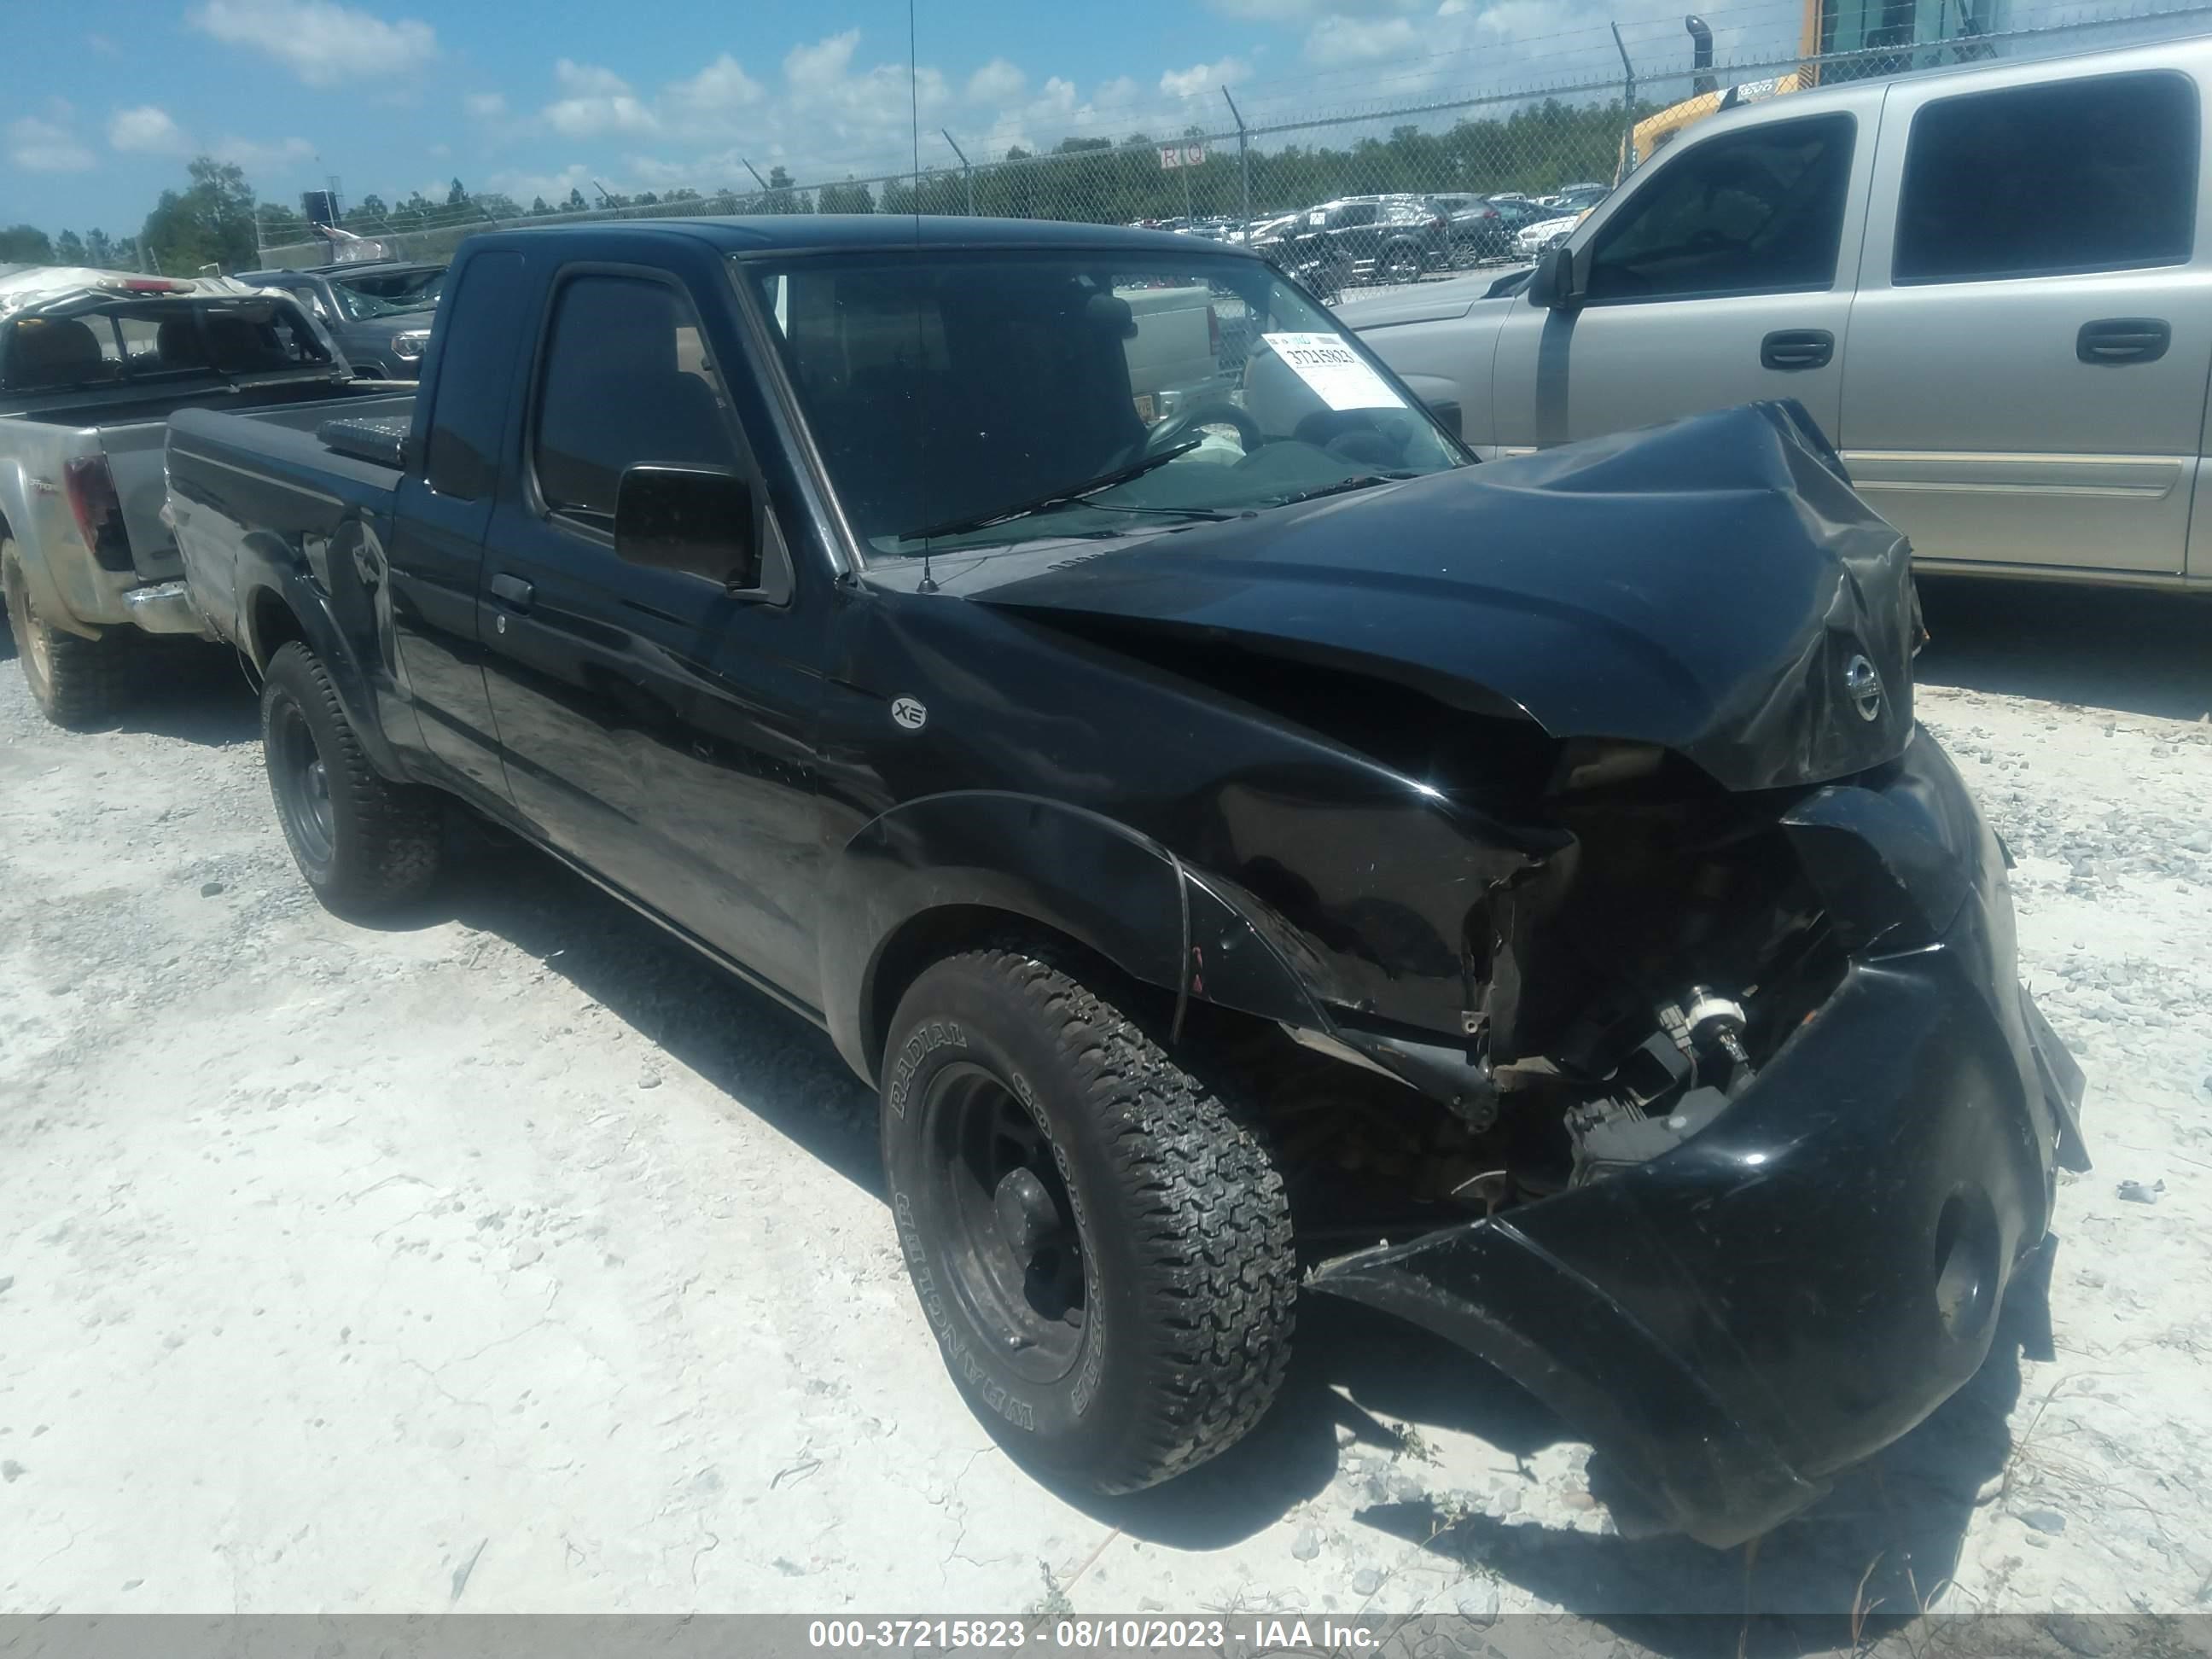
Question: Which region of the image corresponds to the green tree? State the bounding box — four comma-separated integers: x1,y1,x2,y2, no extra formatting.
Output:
473,192,522,220
447,177,468,207
55,230,87,265
530,195,552,215
84,228,119,267
256,201,308,245
139,157,259,274
565,187,587,211
0,224,55,263
818,178,876,213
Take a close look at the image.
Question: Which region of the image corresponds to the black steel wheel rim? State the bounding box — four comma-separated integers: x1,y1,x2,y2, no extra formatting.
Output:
919,1062,1088,1384
271,698,335,870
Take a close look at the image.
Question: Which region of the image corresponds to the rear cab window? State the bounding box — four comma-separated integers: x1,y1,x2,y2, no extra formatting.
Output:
2,299,329,393
1892,70,2198,283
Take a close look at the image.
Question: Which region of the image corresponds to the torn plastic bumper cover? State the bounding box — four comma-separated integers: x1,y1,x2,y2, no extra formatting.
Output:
1308,728,2088,1548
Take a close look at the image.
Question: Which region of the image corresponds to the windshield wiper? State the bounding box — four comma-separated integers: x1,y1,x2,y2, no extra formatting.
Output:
1271,472,1417,508
901,439,1208,542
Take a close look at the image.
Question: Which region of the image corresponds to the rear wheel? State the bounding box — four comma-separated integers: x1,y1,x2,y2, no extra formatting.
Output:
1381,242,1424,285
3,538,131,730
881,944,1295,1493
259,640,441,915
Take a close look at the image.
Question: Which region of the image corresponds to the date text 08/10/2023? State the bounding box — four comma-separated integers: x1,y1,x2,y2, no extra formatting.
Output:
806,1618,1387,1650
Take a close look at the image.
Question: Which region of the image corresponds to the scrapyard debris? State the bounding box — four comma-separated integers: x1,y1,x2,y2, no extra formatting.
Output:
2115,1179,2165,1205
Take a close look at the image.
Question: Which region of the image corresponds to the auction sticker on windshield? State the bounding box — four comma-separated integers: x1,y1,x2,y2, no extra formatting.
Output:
1262,332,1406,412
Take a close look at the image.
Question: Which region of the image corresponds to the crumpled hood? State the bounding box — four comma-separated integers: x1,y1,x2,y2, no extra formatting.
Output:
969,401,1918,793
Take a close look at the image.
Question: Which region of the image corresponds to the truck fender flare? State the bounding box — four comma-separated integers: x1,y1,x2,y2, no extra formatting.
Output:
236,543,406,782
0,480,102,642
822,790,1331,1084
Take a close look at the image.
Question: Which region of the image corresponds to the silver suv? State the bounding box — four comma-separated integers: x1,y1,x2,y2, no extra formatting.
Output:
1350,38,2212,590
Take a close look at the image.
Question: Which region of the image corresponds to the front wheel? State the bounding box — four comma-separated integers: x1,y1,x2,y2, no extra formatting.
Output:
259,640,441,915
881,945,1295,1493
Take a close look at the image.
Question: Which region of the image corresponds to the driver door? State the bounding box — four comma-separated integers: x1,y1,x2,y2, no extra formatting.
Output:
1490,95,1882,452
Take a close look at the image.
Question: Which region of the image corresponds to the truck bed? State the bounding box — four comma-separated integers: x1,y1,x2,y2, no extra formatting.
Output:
167,392,417,647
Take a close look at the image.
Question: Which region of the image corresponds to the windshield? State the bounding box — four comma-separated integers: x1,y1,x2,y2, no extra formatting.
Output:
330,283,428,322
747,249,1463,558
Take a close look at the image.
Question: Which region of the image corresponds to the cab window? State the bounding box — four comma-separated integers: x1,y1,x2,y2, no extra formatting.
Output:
1584,113,1856,303
1893,71,2197,284
532,274,739,528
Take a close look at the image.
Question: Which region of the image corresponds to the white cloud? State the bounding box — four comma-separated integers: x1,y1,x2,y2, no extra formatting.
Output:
1303,15,1423,63
465,91,507,119
1091,75,1142,106
966,58,1026,103
486,161,597,208
784,29,860,94
429,141,451,157
667,53,765,117
108,105,191,154
544,59,661,137
189,0,437,87
1208,0,1421,17
1160,56,1250,96
8,114,96,172
554,59,631,98
86,32,119,54
214,133,316,171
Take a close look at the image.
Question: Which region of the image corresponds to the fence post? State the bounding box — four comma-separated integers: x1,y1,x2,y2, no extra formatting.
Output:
941,129,975,214
1222,86,1250,222
1610,21,1637,178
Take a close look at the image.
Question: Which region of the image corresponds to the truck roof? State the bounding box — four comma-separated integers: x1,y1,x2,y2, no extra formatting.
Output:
463,214,1264,261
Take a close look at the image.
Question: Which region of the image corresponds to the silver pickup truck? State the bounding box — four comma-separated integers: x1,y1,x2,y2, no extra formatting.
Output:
0,269,354,726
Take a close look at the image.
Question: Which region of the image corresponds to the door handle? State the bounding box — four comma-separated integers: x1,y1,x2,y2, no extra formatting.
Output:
1761,329,1834,371
488,573,535,610
2077,317,2170,365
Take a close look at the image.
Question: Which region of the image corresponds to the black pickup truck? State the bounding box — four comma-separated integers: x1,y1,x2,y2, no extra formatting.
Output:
167,217,2086,1546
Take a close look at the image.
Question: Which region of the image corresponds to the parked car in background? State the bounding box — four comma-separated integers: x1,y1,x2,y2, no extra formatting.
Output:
314,259,447,306
166,214,2081,1550
1349,38,2212,590
0,268,357,725
1515,211,1588,257
1251,196,1450,294
1444,195,1557,263
235,266,436,379
1538,183,1610,212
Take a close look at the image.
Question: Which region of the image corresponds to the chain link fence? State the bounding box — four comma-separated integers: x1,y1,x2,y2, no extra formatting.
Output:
257,3,2212,287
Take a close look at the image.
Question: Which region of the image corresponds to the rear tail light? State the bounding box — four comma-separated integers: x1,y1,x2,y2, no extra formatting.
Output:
63,455,133,573
1207,303,1221,360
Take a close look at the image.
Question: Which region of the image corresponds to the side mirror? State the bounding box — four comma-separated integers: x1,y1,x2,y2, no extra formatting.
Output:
614,464,760,589
1532,244,1585,311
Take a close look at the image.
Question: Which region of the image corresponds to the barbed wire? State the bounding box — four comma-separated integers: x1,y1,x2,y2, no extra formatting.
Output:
256,2,2211,273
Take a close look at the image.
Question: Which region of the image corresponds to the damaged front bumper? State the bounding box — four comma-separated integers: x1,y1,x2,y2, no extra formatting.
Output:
1308,728,2087,1548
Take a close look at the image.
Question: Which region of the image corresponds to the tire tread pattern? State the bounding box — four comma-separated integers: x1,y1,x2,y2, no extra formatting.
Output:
967,942,1297,1491
263,641,440,912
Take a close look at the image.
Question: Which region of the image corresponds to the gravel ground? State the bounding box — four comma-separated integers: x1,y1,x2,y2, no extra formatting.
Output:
2,579,2209,1650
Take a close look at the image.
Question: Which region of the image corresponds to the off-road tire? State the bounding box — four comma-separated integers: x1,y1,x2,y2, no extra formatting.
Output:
881,944,1295,1493
3,538,131,730
259,640,441,915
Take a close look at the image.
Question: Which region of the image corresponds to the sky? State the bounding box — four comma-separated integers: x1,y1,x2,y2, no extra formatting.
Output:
0,0,2052,236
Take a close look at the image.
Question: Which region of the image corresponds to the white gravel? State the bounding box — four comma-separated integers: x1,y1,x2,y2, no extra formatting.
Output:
2,579,2209,1640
